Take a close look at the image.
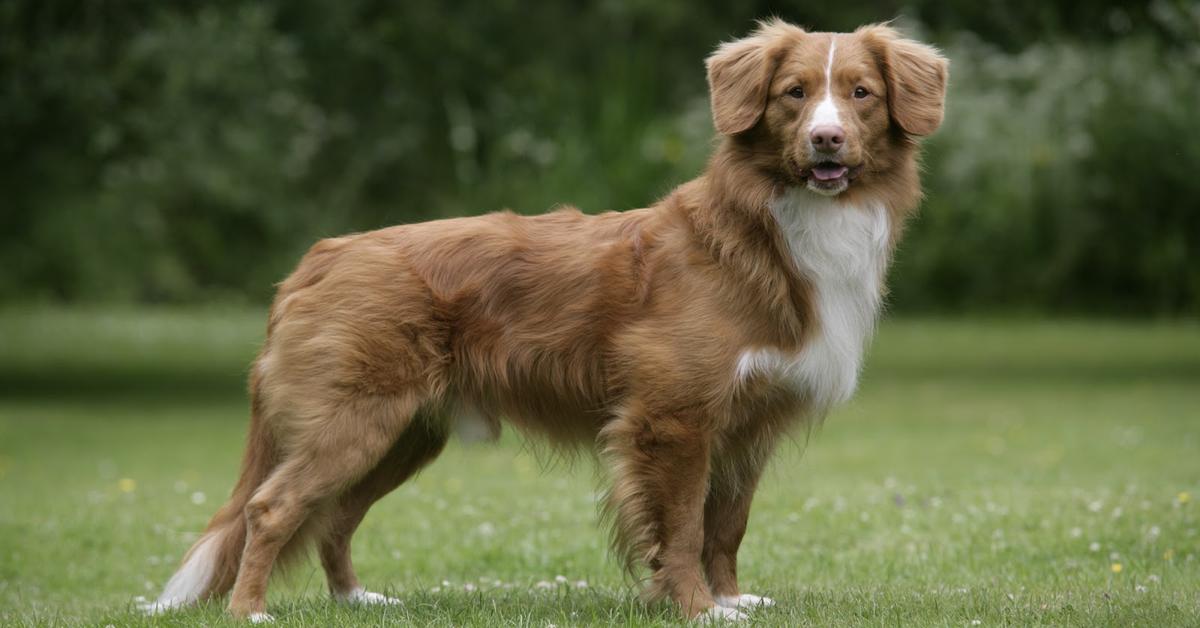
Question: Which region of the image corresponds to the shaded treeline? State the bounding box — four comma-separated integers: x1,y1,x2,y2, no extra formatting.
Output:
2,1,1197,313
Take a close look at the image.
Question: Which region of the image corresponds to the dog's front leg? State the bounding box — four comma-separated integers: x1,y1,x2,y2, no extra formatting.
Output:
702,452,774,611
602,404,742,620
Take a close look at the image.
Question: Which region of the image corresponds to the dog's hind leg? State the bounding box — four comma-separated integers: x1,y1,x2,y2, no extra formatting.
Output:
318,419,449,604
225,393,424,621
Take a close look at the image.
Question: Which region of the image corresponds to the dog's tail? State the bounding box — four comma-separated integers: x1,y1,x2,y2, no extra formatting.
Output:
145,385,278,613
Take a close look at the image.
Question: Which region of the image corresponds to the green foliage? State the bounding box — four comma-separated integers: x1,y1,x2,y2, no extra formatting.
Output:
901,29,1200,313
1,2,1197,312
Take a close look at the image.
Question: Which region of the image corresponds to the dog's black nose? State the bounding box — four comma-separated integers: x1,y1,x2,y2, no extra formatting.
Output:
809,125,845,153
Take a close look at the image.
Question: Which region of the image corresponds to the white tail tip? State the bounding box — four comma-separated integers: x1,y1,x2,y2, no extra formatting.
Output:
144,533,219,613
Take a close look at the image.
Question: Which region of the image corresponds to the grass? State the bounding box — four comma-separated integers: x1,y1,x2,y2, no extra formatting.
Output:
1,307,1198,626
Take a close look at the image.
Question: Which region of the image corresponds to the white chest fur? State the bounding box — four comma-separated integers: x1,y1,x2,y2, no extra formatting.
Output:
736,189,891,411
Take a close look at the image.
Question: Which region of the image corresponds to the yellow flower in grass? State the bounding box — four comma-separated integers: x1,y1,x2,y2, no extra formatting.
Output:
1163,549,1174,561
1178,492,1191,505
1110,563,1123,574
118,478,137,493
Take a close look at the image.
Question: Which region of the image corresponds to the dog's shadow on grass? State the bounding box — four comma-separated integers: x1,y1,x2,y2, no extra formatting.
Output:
106,588,720,626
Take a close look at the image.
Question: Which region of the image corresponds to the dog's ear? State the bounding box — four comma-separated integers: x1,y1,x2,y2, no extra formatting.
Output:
862,25,949,137
705,20,798,136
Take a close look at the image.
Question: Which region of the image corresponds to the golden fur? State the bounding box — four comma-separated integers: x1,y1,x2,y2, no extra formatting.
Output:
153,19,948,621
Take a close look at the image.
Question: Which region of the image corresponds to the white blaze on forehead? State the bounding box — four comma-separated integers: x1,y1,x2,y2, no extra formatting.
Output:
808,35,841,130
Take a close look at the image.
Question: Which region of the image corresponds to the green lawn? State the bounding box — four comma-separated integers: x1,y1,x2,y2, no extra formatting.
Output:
1,308,1198,626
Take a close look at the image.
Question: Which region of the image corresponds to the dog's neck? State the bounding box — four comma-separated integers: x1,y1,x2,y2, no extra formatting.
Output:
696,134,923,225
702,138,786,219
668,138,912,347
680,136,922,262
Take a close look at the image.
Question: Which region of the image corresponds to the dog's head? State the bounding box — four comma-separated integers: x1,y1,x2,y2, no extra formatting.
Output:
706,20,948,197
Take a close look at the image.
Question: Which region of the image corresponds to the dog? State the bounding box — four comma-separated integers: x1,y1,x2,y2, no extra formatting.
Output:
145,19,947,622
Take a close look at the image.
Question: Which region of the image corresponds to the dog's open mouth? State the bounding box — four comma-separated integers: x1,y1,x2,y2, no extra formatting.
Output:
810,162,849,182
801,161,859,194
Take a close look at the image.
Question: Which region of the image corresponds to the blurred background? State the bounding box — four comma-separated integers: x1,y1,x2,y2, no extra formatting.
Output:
3,3,1200,625
2,0,1198,313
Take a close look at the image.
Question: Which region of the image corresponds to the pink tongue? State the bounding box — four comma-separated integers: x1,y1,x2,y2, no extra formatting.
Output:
812,164,849,181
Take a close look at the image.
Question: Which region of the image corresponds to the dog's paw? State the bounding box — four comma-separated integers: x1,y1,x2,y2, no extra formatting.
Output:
334,587,402,605
697,605,749,622
248,612,275,623
715,593,775,609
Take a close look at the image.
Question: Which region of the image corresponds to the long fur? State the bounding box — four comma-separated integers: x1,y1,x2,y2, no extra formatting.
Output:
149,385,282,610
149,20,948,621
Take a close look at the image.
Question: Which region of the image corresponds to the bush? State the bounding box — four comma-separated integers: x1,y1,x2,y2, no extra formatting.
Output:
1,2,1196,314
898,30,1200,314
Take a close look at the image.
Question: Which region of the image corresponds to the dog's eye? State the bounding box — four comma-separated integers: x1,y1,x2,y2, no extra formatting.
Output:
787,86,805,99
853,86,870,99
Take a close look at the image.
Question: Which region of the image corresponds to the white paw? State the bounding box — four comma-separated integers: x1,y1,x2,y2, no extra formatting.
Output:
715,593,775,609
698,605,749,622
248,612,275,623
334,587,402,605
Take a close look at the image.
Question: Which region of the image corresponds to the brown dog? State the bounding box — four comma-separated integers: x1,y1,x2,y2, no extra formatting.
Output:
145,19,947,622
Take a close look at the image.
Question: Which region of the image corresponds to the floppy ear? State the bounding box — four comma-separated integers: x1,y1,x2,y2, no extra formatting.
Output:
705,22,795,135
865,26,949,136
